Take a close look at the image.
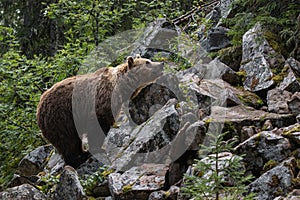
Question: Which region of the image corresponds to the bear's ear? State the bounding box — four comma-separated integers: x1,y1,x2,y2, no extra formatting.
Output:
127,56,134,69
135,54,141,59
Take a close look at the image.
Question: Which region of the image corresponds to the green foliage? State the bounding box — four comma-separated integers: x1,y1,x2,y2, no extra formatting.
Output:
80,167,114,196
0,0,198,188
222,0,300,59
37,173,60,194
182,132,255,199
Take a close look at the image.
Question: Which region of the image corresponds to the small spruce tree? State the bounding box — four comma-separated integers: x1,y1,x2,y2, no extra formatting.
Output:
181,132,255,200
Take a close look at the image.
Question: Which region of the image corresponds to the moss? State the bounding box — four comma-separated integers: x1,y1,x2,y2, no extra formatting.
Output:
283,125,300,135
218,45,242,71
223,121,236,134
237,91,264,109
263,31,288,57
262,160,278,172
236,70,247,83
204,118,213,128
122,184,133,193
292,178,300,188
271,64,289,85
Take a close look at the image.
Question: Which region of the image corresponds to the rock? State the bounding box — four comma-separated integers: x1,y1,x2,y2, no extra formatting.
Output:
0,184,46,200
148,186,179,200
279,62,300,93
18,145,53,177
106,99,182,171
108,164,168,200
202,27,231,52
240,126,257,142
218,46,242,72
76,157,110,198
178,76,262,109
240,23,285,92
287,57,300,78
267,88,292,114
148,191,166,200
247,157,296,200
77,156,104,178
288,92,300,115
282,123,300,146
44,152,65,176
284,189,300,200
7,174,39,188
53,166,87,200
204,58,240,85
131,18,180,59
129,83,178,125
217,0,233,22
210,105,296,133
235,131,291,177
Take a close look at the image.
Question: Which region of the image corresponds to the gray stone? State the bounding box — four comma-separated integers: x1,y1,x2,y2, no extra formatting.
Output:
129,83,178,125
240,126,257,142
282,123,300,146
287,57,300,78
284,189,300,200
148,186,179,200
106,99,181,171
235,131,291,176
247,157,296,200
202,27,231,52
44,152,65,176
53,166,87,200
108,164,168,200
0,184,46,200
76,156,104,178
131,18,180,59
18,145,53,177
288,92,300,115
179,77,262,109
7,174,39,188
148,191,166,200
204,58,240,85
267,88,292,114
240,23,285,92
279,63,300,93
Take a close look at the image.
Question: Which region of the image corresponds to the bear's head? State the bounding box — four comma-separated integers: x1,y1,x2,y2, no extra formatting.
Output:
111,55,164,116
127,54,164,71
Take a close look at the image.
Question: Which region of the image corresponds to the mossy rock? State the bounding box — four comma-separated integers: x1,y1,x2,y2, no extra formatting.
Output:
218,45,242,72
237,90,264,109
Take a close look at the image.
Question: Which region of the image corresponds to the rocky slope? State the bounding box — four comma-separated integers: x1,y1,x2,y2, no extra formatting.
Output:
1,0,300,199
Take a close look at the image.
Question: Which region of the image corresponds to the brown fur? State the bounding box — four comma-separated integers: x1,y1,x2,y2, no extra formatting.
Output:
37,56,163,168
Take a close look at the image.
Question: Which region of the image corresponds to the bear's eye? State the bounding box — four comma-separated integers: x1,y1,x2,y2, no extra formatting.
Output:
146,61,150,64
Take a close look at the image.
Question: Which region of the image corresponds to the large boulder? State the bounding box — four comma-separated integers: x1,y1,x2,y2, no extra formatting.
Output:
108,164,168,200
210,105,296,137
53,166,87,200
247,157,296,200
0,184,46,200
202,27,231,52
106,99,181,171
287,57,300,78
131,18,180,59
18,145,53,177
279,60,300,93
267,88,292,114
240,23,284,92
235,131,291,177
288,92,300,115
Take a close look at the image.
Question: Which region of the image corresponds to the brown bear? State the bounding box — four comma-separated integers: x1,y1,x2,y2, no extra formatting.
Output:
37,55,164,168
